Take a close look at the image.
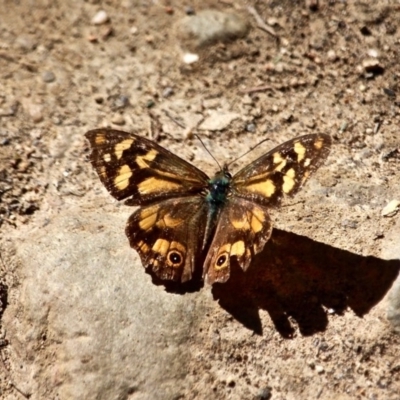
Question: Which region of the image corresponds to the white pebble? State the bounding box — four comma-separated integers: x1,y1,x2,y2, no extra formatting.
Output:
315,365,324,374
182,53,199,64
367,49,379,58
382,200,400,217
92,10,109,25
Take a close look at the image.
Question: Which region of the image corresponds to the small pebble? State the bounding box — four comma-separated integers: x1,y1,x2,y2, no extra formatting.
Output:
92,10,109,25
256,386,272,400
245,123,256,133
242,95,253,105
42,71,56,83
111,114,125,125
367,49,379,58
17,161,30,173
162,87,174,98
315,365,324,374
383,88,396,98
29,104,44,123
359,84,367,92
360,149,372,158
114,95,129,109
382,200,400,217
182,53,199,64
339,121,348,133
327,49,337,61
52,116,62,125
146,99,155,108
341,219,358,229
185,6,195,15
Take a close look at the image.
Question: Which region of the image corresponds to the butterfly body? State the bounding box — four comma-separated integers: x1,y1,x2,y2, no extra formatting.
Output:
86,129,331,284
206,169,231,207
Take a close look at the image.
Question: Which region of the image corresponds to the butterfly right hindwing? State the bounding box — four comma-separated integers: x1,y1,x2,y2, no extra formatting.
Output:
126,196,208,282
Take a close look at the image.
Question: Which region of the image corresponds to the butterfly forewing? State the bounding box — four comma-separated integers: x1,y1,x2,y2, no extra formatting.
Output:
125,196,208,282
85,129,209,205
232,134,331,208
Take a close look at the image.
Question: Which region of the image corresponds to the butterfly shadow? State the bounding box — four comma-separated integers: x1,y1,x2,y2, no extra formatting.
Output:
211,229,400,337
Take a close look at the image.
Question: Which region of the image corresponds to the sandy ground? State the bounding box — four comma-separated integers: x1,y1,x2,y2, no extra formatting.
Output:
1,1,400,399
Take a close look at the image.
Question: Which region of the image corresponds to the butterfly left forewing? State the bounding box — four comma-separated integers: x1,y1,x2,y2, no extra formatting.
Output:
204,198,272,284
85,128,209,205
232,134,331,207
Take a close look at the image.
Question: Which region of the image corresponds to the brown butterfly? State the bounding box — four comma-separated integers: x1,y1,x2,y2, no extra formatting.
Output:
85,129,331,284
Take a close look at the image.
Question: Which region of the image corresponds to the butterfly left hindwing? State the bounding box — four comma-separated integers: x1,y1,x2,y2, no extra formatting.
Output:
204,197,273,284
86,129,331,285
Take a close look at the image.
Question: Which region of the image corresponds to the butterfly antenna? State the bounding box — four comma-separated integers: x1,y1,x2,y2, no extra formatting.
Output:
194,134,222,170
227,137,270,167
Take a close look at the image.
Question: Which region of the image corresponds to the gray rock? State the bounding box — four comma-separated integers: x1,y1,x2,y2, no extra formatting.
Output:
4,205,207,399
42,71,56,83
384,218,400,333
177,9,250,51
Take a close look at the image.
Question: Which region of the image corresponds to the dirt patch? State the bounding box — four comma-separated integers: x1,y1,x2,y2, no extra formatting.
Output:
1,1,400,399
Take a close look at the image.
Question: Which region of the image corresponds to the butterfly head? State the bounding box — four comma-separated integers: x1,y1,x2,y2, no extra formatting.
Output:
206,165,232,207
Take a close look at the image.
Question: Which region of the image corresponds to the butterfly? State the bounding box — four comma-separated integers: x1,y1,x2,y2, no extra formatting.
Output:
85,129,331,285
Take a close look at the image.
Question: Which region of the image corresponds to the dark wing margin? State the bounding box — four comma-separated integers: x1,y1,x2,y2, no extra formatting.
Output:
204,198,272,284
232,133,331,208
126,197,208,282
85,129,209,205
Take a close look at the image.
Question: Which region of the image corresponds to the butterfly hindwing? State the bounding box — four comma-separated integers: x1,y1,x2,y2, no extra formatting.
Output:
125,196,208,282
232,134,331,207
204,198,272,284
85,129,209,205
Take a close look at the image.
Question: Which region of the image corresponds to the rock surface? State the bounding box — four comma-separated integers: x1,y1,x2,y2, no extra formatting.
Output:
4,206,208,399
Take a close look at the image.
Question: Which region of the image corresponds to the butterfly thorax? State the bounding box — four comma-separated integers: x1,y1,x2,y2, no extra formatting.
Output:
206,167,232,207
